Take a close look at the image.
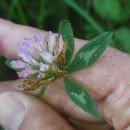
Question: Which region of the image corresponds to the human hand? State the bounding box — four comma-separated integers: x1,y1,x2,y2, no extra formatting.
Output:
0,19,129,130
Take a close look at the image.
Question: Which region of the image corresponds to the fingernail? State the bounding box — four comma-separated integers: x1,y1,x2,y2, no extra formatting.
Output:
0,91,25,130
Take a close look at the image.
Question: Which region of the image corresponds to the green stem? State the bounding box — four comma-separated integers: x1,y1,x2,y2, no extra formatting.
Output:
64,0,104,33
36,85,47,97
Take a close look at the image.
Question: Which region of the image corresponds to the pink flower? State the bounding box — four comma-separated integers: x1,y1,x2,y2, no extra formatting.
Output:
17,66,38,78
11,32,66,81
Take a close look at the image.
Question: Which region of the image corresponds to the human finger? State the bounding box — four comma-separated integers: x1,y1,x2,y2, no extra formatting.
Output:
0,18,46,58
1,19,129,129
0,91,75,130
0,19,102,122
0,81,112,130
0,18,129,100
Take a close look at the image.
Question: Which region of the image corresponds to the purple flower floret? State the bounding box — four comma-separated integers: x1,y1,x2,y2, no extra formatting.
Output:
11,31,65,82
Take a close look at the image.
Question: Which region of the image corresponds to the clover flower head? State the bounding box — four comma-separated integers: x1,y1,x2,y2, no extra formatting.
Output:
11,31,66,91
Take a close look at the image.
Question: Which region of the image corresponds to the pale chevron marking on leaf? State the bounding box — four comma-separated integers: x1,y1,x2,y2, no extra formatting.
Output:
79,46,99,60
70,91,86,104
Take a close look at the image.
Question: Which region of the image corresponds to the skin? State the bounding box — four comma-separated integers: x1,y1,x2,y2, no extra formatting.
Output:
0,19,130,130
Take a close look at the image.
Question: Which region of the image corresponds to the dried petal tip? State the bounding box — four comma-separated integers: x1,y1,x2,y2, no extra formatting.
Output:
11,31,66,91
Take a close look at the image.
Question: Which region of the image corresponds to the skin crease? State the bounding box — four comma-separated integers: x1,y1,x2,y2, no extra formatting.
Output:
0,19,130,130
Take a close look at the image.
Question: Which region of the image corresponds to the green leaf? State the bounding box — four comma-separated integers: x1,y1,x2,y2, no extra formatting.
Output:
68,32,113,74
5,59,22,71
36,85,47,97
93,0,121,21
58,20,74,66
64,76,100,119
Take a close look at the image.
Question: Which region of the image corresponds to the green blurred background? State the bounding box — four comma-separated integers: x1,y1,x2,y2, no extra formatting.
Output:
0,0,130,129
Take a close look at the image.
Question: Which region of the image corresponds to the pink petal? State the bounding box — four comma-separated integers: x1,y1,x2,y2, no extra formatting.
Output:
58,34,64,54
37,72,45,79
52,62,57,70
48,31,56,54
40,51,55,63
40,62,49,72
17,66,38,78
33,33,42,43
11,60,26,69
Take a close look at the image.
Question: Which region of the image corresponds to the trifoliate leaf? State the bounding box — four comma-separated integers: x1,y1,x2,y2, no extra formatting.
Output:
58,20,74,66
64,76,101,119
67,32,113,74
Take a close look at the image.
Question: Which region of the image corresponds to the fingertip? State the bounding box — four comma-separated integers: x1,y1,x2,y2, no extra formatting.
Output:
0,91,75,130
0,91,25,130
0,18,47,58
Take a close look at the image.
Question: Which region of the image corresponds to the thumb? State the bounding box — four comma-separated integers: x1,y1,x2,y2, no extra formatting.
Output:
0,91,74,130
